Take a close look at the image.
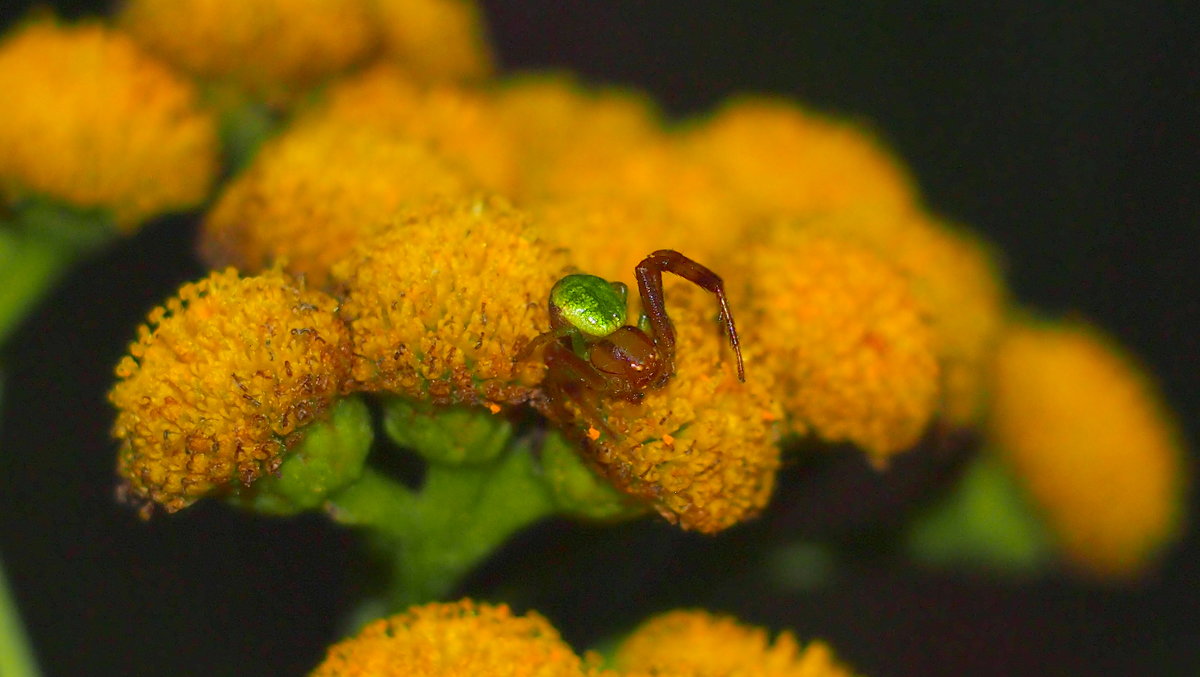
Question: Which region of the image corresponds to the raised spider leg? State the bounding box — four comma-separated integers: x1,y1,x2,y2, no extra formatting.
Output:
634,249,746,382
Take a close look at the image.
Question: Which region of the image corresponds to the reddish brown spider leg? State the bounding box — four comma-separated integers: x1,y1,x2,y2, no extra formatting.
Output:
634,249,746,382
542,342,619,439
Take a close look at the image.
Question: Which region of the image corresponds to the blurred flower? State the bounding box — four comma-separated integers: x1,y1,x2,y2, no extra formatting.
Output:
0,20,218,230
615,609,857,677
371,0,494,83
552,283,784,534
118,0,377,102
735,226,939,462
680,96,916,221
332,197,572,405
310,65,517,193
110,268,353,514
988,318,1187,579
311,599,592,677
202,117,474,286
809,208,1009,428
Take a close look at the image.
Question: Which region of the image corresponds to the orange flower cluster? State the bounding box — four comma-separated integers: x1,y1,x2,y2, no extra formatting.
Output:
311,600,857,676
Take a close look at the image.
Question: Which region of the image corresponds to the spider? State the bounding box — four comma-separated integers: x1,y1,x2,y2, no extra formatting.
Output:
522,249,745,437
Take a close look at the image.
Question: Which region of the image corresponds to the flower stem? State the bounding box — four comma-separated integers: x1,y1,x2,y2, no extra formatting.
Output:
0,555,41,677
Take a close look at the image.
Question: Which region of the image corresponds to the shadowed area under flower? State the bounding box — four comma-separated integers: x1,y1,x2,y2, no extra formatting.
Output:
109,268,352,513
988,318,1187,579
0,20,218,230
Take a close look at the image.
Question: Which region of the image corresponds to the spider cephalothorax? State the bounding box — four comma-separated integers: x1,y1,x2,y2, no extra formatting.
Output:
523,249,744,436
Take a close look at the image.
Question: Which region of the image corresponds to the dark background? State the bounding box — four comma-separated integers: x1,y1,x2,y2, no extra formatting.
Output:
1,2,1197,675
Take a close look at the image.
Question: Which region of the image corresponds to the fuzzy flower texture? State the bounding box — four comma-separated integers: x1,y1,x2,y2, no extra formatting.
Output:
311,599,856,676
95,0,1186,567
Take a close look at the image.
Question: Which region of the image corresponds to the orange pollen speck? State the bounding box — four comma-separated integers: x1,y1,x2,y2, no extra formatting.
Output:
487,402,501,414
662,434,675,446
586,427,601,441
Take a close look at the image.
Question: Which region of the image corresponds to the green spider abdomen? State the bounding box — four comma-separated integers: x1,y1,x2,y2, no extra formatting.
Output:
549,274,627,338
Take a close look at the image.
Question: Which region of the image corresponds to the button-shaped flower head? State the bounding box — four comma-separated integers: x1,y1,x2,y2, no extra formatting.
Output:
110,268,353,514
615,610,857,677
332,198,572,406
202,118,474,287
988,319,1187,579
311,600,591,677
0,20,218,230
736,226,940,462
118,0,378,101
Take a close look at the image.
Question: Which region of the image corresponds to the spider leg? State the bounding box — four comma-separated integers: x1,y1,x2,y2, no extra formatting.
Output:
634,249,746,382
542,342,619,440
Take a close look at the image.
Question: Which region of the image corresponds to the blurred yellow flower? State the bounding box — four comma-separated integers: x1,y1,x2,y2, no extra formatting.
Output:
551,282,784,534
110,268,352,514
119,0,377,101
311,599,591,677
808,208,1008,428
615,610,857,677
372,0,494,83
988,318,1186,579
202,118,474,286
0,20,218,230
312,65,517,193
681,97,916,221
332,197,572,406
735,226,939,462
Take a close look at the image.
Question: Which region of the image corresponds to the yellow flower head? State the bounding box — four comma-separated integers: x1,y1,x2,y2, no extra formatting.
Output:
554,282,784,534
810,208,1009,428
312,599,589,677
202,117,474,287
311,65,517,193
988,318,1187,579
333,197,572,405
681,97,916,221
372,0,494,83
118,0,377,101
615,610,857,677
0,20,218,230
110,268,353,514
493,74,663,200
736,226,940,462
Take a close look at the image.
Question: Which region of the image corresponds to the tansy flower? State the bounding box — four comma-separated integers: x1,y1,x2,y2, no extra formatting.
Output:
110,268,353,514
310,65,517,193
987,318,1186,579
551,282,784,534
734,226,940,463
492,74,663,201
680,97,916,222
332,197,572,406
0,20,218,230
202,117,474,286
809,208,1009,428
614,610,857,677
118,0,377,102
372,0,494,83
311,599,591,677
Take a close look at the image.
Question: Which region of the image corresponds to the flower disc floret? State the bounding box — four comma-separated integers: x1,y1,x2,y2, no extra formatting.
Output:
561,283,784,534
738,227,940,462
0,21,218,230
119,0,377,100
988,319,1186,579
110,268,353,513
372,0,494,83
311,599,590,677
202,118,474,286
332,198,572,405
615,610,857,677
